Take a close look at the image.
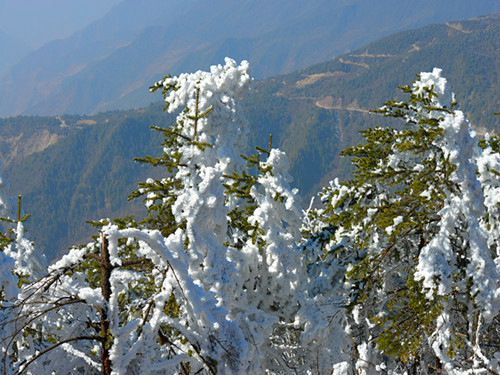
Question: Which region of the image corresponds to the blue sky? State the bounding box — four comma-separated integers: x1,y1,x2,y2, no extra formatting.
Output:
0,0,122,48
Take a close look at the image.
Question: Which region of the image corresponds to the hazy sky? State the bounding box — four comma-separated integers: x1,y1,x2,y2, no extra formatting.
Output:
0,0,123,48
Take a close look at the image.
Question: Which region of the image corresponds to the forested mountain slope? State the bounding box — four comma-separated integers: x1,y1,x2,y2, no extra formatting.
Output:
1,15,499,261
0,0,498,117
248,14,500,191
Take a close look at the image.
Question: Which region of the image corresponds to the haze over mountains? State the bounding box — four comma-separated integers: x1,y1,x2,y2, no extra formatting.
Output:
0,0,122,49
0,0,499,117
0,29,32,78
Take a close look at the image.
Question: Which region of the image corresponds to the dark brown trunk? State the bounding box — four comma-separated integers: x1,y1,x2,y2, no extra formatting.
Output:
100,234,112,375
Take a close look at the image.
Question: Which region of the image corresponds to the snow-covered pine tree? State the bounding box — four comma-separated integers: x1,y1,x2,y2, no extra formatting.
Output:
309,68,500,374
0,170,21,306
132,57,339,373
0,59,252,375
0,169,46,286
0,58,339,374
0,170,48,374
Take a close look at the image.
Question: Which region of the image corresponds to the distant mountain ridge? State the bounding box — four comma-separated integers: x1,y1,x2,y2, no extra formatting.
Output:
1,14,499,261
0,0,192,116
0,0,499,117
0,29,32,78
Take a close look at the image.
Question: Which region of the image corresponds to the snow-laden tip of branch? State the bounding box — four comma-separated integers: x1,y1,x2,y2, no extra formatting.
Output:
413,67,454,108
77,287,106,309
0,250,17,303
159,58,250,114
5,221,48,281
49,246,88,272
413,68,446,95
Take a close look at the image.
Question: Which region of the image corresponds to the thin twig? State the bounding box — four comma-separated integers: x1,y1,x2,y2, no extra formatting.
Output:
15,336,101,375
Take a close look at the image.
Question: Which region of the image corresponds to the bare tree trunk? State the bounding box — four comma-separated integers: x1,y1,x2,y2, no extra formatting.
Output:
100,233,112,375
